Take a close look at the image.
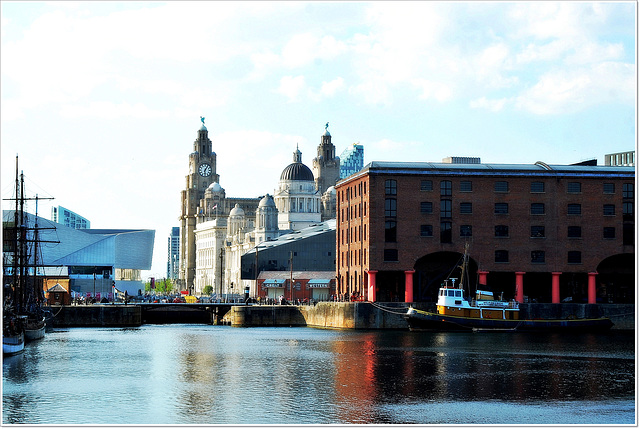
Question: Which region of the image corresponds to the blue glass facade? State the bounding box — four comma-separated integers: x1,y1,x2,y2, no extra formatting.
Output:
339,143,364,179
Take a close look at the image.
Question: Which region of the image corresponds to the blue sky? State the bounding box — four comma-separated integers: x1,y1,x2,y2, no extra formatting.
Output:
1,1,636,278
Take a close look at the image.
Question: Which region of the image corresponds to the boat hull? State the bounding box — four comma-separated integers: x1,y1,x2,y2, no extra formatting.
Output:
405,308,614,332
25,323,45,341
3,332,25,356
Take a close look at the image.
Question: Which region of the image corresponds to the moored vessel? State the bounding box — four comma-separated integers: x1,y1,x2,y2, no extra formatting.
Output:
404,246,613,332
3,315,26,356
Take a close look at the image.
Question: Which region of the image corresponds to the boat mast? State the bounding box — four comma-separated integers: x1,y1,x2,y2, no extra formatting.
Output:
459,242,469,291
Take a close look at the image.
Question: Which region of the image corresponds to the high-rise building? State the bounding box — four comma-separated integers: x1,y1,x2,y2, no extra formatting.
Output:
339,143,364,179
51,206,90,229
167,227,180,280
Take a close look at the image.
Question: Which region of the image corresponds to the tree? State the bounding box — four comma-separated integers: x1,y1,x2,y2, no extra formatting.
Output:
203,285,213,295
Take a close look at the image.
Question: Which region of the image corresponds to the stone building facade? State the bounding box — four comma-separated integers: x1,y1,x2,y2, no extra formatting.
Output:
180,120,340,295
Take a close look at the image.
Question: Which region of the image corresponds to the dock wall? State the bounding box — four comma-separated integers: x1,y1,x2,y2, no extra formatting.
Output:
48,302,634,331
228,302,635,331
49,304,141,327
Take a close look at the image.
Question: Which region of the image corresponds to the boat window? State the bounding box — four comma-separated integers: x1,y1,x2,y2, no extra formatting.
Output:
448,290,455,297
455,290,462,297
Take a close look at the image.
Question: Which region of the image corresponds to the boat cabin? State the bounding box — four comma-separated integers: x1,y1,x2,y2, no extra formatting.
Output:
436,279,519,320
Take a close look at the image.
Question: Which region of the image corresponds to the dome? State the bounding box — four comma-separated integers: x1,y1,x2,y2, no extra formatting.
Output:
208,182,223,192
229,203,245,217
280,162,315,181
325,186,336,194
323,129,331,137
200,124,207,131
258,194,276,208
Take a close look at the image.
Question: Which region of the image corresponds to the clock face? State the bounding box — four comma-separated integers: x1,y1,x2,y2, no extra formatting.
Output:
198,163,212,177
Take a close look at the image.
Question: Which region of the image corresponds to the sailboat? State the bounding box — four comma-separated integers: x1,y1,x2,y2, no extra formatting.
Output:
3,155,56,355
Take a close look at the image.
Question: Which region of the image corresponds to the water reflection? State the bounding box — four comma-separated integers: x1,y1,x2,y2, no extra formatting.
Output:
2,326,634,425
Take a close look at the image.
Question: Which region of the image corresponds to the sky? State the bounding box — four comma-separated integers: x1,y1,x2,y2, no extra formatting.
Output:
1,1,636,279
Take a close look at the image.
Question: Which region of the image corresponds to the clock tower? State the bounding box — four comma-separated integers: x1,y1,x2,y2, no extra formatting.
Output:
178,117,219,292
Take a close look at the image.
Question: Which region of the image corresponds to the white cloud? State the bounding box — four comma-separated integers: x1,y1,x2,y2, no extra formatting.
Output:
317,77,345,99
214,129,305,196
281,33,348,68
469,97,509,112
59,101,171,120
515,62,635,115
410,79,453,102
277,75,306,102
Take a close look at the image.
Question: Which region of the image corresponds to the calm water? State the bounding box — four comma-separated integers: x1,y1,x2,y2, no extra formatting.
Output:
2,325,636,425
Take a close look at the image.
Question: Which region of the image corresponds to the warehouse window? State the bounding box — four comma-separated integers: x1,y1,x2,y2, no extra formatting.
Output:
568,251,582,264
420,225,433,237
385,199,397,217
385,221,397,242
495,225,509,237
460,181,472,192
495,250,509,263
568,204,582,215
531,251,545,264
383,249,398,262
495,181,509,192
531,226,545,238
531,182,545,193
603,183,615,194
623,183,633,198
494,203,509,214
440,222,452,243
568,226,582,238
460,202,472,214
568,182,581,193
603,227,615,239
420,202,433,214
460,225,472,237
440,180,452,196
385,179,397,195
440,200,452,218
531,203,545,215
420,180,433,191
603,204,615,216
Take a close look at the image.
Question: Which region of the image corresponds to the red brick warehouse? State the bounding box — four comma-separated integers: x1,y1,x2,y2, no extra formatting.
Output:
336,159,635,304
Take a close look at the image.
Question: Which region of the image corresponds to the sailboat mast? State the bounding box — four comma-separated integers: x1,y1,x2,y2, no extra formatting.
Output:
12,155,19,311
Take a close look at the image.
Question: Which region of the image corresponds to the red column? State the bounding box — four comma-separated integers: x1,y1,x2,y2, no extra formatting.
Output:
515,272,525,303
477,270,489,286
552,272,561,304
404,270,415,303
367,270,377,303
588,272,598,304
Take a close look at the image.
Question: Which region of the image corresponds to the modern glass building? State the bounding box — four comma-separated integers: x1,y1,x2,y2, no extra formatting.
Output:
168,227,180,280
339,143,364,179
51,205,90,229
4,210,154,296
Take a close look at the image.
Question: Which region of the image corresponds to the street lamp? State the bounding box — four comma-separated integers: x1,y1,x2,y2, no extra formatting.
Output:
219,247,225,299
289,251,294,302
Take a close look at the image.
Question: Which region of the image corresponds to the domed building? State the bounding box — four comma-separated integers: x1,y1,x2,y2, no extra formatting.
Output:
274,145,322,231
180,119,340,298
255,194,279,243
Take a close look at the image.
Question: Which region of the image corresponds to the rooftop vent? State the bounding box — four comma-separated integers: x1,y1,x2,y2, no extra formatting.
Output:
442,156,481,164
